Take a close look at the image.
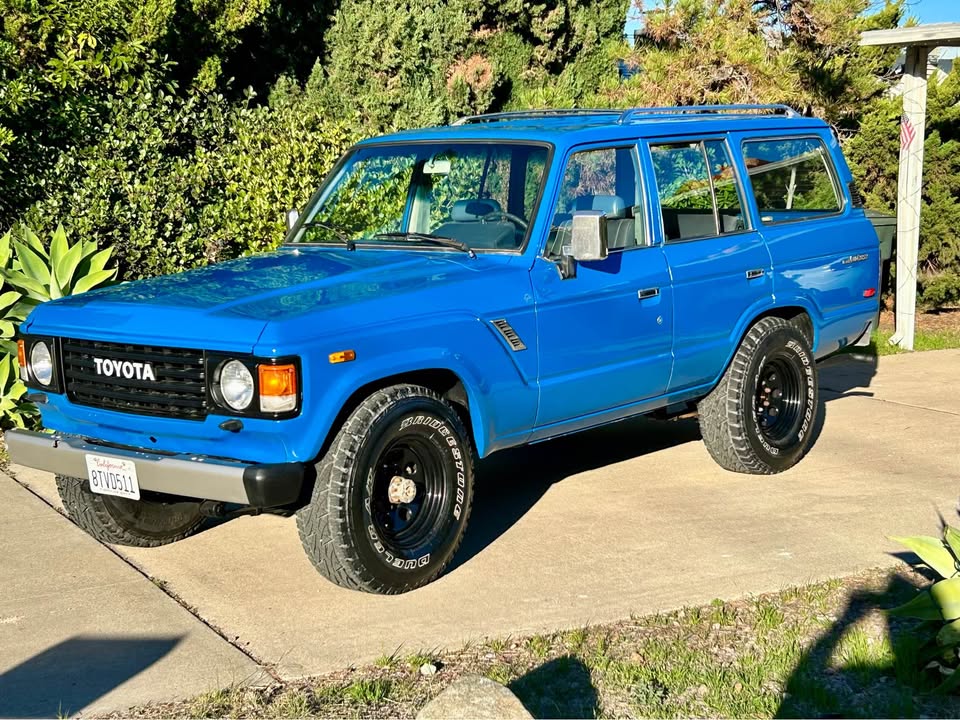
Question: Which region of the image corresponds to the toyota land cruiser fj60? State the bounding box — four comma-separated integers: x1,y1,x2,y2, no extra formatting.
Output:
7,105,881,594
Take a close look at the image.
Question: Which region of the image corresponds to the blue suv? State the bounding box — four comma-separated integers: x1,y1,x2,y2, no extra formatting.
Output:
8,105,880,594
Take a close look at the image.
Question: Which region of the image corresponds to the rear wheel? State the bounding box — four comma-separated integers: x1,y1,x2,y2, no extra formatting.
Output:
297,384,475,594
698,316,819,474
56,474,204,547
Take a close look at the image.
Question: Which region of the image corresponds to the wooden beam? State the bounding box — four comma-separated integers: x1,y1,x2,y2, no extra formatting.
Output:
861,23,960,47
890,45,928,351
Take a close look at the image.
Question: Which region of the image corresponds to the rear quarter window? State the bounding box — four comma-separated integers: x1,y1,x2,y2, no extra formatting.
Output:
741,137,842,225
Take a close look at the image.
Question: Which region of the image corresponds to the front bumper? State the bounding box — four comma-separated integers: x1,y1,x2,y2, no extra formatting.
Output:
5,429,305,507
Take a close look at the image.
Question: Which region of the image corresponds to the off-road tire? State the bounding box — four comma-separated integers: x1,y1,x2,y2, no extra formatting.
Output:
55,474,205,547
297,384,475,594
697,316,819,474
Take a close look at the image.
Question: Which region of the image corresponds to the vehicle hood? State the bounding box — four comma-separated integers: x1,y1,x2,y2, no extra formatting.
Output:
23,248,485,351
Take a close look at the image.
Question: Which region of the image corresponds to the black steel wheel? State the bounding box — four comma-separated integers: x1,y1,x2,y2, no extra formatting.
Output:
753,354,806,447
297,384,475,594
698,316,819,474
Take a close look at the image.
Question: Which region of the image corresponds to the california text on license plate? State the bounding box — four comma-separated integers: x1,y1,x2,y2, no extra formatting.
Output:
85,454,140,500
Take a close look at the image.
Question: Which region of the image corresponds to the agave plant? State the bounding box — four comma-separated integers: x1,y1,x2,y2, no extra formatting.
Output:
0,224,117,429
890,525,960,692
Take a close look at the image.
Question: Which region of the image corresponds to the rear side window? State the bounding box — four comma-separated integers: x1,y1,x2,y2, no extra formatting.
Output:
650,139,747,242
741,137,842,224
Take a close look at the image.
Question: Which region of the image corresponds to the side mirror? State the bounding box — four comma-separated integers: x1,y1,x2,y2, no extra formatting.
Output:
285,209,300,231
569,211,608,262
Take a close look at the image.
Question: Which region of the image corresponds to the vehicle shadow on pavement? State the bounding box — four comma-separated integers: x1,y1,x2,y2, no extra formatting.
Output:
0,634,181,718
451,351,875,574
510,655,599,718
818,351,879,398
449,415,703,572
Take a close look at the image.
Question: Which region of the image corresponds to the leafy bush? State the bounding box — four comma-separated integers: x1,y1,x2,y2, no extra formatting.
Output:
889,526,960,692
25,85,353,279
0,224,117,429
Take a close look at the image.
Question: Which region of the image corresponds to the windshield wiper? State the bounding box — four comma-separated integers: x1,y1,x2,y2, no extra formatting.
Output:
373,232,476,259
298,220,356,251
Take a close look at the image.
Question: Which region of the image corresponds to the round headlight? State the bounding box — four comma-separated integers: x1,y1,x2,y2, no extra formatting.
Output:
30,341,53,386
219,360,254,410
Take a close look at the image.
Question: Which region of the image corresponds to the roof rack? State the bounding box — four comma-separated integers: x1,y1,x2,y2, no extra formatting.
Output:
450,104,802,127
617,104,800,124
451,109,621,125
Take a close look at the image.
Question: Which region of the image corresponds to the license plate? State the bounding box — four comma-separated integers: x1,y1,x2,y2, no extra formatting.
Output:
85,454,140,501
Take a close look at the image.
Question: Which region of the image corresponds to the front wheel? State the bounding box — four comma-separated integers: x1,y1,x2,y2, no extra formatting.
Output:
56,474,205,546
697,316,819,474
297,384,475,594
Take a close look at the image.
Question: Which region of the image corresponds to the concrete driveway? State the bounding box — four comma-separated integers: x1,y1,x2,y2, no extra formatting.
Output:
4,349,959,712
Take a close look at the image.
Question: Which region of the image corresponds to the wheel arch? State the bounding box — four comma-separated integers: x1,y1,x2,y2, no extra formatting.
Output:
310,363,490,465
711,300,820,392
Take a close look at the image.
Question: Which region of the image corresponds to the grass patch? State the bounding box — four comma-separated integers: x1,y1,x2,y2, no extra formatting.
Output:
856,327,960,356
118,567,960,720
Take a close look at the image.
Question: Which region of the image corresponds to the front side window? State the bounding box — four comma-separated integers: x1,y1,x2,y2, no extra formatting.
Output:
741,137,842,224
290,142,549,252
650,139,747,241
546,146,645,258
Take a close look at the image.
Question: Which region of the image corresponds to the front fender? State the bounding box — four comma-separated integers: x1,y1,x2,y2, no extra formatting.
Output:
282,314,538,461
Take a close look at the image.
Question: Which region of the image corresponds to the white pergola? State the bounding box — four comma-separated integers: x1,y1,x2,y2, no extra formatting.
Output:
861,23,960,350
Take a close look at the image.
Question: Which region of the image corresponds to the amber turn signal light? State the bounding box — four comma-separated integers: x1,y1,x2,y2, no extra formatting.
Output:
16,339,25,368
329,349,356,364
257,363,297,413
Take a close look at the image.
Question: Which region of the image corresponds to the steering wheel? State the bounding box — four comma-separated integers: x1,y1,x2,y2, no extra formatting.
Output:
480,211,528,231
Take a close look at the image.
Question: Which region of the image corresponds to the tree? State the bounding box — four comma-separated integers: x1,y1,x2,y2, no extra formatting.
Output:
846,65,960,308
312,0,629,130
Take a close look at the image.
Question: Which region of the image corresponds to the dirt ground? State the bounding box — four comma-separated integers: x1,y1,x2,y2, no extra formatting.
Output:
878,306,960,333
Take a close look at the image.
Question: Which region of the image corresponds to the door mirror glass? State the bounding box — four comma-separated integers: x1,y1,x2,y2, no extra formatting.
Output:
569,211,609,262
285,208,300,231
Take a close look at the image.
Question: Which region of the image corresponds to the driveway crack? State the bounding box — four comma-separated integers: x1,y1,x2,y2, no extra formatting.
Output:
3,468,282,684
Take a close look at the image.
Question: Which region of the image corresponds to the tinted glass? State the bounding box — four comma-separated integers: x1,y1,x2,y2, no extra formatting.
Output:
651,142,718,241
741,137,841,224
292,142,549,252
547,147,644,257
704,140,746,232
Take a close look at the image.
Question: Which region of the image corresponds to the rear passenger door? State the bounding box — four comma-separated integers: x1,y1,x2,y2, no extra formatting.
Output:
646,137,773,392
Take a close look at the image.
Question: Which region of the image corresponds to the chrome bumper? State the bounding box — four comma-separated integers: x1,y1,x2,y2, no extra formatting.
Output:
4,429,305,507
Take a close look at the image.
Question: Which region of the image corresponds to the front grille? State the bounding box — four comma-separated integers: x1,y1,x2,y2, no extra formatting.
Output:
62,338,207,420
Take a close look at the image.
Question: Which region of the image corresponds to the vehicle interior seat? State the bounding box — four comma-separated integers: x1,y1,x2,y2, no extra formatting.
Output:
661,208,745,241
433,199,517,250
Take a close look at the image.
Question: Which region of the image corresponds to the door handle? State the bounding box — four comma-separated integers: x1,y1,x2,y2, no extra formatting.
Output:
746,268,765,280
637,287,660,300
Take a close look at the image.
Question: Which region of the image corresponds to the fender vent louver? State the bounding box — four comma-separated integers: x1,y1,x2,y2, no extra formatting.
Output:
491,319,527,351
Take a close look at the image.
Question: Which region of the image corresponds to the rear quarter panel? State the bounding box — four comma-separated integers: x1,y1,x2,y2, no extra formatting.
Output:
731,128,880,356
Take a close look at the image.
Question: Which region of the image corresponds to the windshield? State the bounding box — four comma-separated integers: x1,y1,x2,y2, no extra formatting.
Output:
287,142,550,252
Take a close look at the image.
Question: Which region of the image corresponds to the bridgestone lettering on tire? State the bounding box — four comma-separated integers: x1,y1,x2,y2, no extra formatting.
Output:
697,316,819,474
296,384,475,594
55,474,204,547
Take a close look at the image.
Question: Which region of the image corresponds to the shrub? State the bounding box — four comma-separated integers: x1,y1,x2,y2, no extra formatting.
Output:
0,224,117,429
25,85,353,280
889,526,960,693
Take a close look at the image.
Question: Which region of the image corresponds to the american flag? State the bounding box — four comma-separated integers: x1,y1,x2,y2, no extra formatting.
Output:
901,114,917,150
